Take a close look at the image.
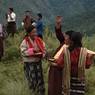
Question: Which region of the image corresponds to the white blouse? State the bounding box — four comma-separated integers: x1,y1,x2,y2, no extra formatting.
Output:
7,12,16,22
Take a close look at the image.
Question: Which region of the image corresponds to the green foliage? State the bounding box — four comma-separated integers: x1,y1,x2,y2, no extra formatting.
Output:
0,0,95,35
0,28,95,95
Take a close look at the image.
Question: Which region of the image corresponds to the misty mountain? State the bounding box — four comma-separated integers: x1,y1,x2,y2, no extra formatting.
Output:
0,0,95,34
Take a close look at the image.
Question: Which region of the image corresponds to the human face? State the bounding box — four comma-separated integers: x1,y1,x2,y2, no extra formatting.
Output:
29,28,37,39
64,33,71,45
8,9,12,14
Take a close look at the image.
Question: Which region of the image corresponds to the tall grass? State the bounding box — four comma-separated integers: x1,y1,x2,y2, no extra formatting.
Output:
0,29,95,95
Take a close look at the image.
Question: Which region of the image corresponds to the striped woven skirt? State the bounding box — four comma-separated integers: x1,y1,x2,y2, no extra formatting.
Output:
70,77,85,95
24,61,45,95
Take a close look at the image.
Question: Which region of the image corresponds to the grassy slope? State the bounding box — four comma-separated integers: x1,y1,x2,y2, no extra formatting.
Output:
0,29,95,95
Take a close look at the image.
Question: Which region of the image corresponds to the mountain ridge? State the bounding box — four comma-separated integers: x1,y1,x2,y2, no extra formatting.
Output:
0,0,95,35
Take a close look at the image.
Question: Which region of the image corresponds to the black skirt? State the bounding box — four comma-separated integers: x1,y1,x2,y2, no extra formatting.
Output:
7,22,16,36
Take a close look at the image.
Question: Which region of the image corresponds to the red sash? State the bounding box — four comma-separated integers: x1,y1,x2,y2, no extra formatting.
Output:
25,36,44,53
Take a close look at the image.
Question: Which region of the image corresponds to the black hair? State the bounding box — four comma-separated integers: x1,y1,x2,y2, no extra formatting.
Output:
9,8,14,12
23,25,35,39
37,13,42,18
65,30,82,51
65,30,75,40
71,32,82,47
26,25,35,33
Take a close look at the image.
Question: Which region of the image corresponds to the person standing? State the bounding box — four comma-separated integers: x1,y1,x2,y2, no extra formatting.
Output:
0,23,4,60
36,13,43,39
52,31,94,95
20,25,46,95
48,31,74,95
48,16,65,95
0,23,7,60
48,16,74,95
6,8,16,37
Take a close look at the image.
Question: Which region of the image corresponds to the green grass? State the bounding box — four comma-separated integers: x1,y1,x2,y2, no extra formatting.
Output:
0,30,95,95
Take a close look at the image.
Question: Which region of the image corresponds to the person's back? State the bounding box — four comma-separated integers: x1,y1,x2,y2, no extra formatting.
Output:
36,13,43,39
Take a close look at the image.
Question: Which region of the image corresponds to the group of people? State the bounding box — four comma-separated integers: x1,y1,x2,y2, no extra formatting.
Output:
5,8,44,38
20,14,95,95
0,7,95,95
0,8,16,61
0,7,44,61
22,10,44,39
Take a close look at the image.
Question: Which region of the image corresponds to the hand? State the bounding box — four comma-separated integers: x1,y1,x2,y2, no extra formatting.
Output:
88,53,94,59
33,49,40,53
48,58,55,62
27,48,34,55
55,16,63,28
48,58,58,66
34,52,43,58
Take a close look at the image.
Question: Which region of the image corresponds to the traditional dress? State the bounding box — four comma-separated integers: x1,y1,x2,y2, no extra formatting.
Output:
48,26,64,95
20,36,46,95
48,26,93,95
56,47,92,95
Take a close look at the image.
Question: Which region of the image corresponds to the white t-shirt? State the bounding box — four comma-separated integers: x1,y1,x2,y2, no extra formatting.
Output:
7,12,16,22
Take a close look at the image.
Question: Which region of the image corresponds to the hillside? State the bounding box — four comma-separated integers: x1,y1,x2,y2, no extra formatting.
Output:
0,0,95,35
0,30,95,95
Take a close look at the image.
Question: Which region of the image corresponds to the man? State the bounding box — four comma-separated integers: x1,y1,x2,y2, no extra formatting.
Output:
36,13,43,39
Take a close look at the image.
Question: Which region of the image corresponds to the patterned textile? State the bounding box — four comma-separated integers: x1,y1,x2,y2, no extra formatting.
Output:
62,48,87,95
20,36,46,62
24,61,45,95
25,36,45,53
70,77,85,95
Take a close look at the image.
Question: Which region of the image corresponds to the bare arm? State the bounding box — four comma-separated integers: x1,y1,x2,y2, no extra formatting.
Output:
55,16,64,44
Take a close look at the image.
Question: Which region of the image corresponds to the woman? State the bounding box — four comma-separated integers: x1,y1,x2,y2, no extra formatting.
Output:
48,16,74,95
20,26,46,95
6,8,16,37
48,29,74,95
55,31,94,95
